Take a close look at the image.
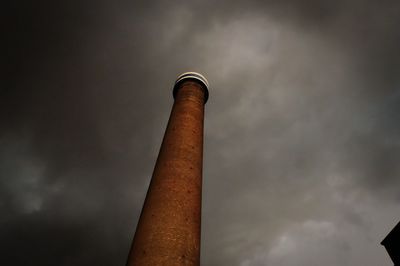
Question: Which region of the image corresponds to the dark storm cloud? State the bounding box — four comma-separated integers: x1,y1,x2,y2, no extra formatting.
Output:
2,0,400,265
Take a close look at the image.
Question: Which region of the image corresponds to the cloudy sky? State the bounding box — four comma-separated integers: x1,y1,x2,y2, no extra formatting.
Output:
2,0,400,265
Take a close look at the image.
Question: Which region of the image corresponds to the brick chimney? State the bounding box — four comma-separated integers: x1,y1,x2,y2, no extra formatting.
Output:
126,72,209,266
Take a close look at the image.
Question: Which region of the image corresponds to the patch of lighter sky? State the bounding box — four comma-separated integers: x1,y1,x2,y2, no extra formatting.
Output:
1,139,47,214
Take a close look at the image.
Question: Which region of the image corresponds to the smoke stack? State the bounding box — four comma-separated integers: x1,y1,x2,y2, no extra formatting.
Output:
126,72,209,265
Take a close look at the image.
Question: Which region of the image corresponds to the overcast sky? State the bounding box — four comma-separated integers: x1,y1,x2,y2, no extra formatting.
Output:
2,0,400,265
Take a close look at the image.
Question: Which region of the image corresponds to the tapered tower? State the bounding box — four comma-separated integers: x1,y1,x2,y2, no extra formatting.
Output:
126,72,209,266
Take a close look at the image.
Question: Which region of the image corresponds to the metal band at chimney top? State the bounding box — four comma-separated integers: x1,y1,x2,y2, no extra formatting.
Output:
173,72,210,103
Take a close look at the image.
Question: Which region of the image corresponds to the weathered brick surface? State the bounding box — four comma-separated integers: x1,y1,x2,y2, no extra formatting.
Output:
126,81,206,266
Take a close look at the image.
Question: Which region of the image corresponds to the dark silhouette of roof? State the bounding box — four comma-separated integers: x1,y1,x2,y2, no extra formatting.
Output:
382,221,400,265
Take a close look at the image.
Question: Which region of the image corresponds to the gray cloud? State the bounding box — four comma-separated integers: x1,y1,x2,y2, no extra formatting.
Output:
2,0,400,265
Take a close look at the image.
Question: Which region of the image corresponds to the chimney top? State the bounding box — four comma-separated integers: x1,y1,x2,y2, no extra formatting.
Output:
173,72,209,103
